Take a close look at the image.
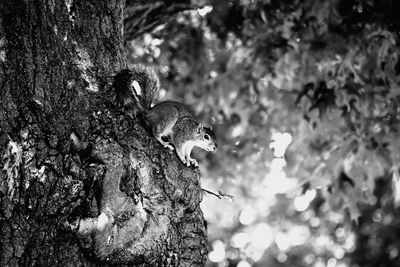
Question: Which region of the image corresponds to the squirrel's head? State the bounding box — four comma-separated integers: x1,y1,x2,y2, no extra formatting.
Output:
194,124,217,152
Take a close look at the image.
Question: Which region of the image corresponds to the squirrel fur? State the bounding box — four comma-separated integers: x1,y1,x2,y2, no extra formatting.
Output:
113,66,217,167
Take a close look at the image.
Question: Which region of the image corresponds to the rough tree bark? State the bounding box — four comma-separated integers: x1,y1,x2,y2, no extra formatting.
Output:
0,1,207,266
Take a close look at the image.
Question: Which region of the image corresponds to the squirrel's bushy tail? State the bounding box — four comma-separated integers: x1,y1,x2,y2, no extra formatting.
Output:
113,65,159,111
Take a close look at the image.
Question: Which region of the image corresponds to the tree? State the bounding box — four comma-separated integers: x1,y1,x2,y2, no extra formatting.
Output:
0,1,207,266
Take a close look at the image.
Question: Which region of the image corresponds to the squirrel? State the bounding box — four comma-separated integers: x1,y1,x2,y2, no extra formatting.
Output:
113,66,217,167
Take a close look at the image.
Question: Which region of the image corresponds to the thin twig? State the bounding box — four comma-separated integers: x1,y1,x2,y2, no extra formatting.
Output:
202,188,234,200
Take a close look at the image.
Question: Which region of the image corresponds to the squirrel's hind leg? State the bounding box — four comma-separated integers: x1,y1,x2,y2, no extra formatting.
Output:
156,135,174,150
149,106,179,151
153,119,177,151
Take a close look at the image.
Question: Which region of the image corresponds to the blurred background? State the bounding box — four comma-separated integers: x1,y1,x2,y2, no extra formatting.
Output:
127,0,400,266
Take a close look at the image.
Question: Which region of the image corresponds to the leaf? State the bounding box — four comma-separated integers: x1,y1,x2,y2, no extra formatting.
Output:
345,199,361,223
339,177,364,223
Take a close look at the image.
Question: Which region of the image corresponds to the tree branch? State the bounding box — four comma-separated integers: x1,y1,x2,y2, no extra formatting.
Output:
123,1,204,40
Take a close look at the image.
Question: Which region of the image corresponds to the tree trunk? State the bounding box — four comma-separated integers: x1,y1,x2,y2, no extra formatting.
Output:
0,1,207,266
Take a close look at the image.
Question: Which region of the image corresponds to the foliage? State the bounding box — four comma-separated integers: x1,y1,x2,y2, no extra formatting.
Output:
127,0,400,266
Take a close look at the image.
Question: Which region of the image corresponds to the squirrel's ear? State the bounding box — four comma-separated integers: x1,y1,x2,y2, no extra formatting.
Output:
197,124,203,133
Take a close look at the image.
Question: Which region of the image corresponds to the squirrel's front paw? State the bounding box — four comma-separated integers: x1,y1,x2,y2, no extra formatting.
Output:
182,156,191,167
179,156,188,165
189,158,198,167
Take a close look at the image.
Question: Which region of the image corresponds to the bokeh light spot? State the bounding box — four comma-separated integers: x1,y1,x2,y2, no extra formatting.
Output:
270,132,292,157
239,207,257,225
231,232,250,249
208,240,226,263
251,223,273,249
237,260,252,267
294,189,317,212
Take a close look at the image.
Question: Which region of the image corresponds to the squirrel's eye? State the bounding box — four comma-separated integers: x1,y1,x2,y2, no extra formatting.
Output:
204,134,209,140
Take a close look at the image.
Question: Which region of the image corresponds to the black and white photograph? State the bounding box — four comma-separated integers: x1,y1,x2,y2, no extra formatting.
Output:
1,0,400,266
